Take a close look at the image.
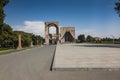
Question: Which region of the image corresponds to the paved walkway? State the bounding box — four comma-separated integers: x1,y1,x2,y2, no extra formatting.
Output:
0,45,120,80
53,44,120,70
0,46,55,80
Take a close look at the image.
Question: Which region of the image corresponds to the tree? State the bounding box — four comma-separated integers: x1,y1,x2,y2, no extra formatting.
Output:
0,0,45,48
86,35,94,42
0,0,11,48
115,0,120,17
32,34,44,45
78,34,85,43
13,31,32,48
0,23,13,48
0,0,9,26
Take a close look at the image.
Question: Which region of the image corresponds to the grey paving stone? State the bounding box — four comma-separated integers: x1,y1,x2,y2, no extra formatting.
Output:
53,43,120,70
0,45,120,80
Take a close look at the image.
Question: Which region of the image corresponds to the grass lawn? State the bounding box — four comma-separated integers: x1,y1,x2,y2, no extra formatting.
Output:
0,46,40,55
0,48,12,51
0,49,25,55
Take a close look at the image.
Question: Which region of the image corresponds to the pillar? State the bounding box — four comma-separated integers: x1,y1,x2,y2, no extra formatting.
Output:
17,34,22,50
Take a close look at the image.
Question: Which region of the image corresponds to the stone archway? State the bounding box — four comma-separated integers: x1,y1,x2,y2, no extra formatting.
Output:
64,31,74,42
45,22,59,45
60,27,75,43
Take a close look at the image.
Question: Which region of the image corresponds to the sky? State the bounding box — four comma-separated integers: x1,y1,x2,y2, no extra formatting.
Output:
4,0,120,38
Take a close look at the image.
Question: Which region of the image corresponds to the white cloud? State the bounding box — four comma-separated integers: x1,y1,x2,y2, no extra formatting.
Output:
14,21,45,37
13,20,120,38
14,21,60,37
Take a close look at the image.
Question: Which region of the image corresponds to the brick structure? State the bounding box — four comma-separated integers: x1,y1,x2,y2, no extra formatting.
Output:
60,27,75,43
45,22,59,45
45,22,75,44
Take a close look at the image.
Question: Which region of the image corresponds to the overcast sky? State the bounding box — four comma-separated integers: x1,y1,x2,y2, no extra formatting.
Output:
4,0,120,38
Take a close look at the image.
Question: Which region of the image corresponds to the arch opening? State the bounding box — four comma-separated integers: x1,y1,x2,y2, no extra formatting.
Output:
45,22,59,45
49,26,56,35
48,26,58,44
64,31,74,42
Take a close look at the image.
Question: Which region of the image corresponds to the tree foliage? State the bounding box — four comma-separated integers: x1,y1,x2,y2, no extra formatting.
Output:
77,34,120,44
0,29,44,48
78,34,85,43
0,0,9,26
115,0,120,17
32,34,43,45
0,0,44,48
0,23,13,48
12,31,44,48
86,35,94,42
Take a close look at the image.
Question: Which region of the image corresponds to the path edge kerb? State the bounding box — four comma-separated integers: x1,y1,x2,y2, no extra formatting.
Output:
50,45,57,71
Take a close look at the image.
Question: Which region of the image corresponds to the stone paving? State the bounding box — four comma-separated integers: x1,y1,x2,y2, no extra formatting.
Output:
53,43,120,70
0,45,120,80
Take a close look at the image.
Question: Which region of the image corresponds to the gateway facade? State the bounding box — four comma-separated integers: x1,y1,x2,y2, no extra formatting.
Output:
45,22,75,44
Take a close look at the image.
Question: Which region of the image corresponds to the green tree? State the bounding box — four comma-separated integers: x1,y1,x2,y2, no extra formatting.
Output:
0,0,9,48
32,34,44,45
86,35,93,42
0,23,13,48
32,34,37,45
0,0,45,48
9,31,44,48
115,0,120,17
0,0,9,26
13,31,32,48
78,34,85,43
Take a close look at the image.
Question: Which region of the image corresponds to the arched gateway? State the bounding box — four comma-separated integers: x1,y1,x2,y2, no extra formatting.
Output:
45,22,59,45
45,22,75,45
